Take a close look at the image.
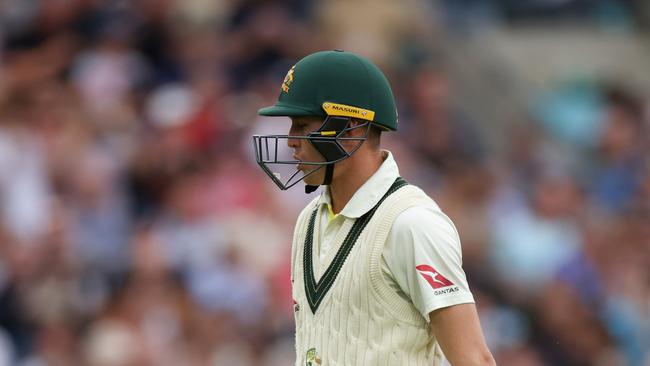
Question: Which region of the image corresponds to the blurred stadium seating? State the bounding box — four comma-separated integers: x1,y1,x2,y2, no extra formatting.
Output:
0,0,648,365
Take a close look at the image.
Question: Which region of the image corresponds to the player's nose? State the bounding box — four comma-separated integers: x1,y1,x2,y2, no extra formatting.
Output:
287,135,300,149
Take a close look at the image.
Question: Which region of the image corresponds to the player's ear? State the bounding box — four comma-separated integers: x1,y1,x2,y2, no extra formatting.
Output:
338,119,374,152
345,119,369,136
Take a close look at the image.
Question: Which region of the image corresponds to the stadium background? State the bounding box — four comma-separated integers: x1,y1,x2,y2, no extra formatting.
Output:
0,0,648,365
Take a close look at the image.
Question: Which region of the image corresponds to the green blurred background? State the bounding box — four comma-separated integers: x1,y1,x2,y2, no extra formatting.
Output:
0,0,648,365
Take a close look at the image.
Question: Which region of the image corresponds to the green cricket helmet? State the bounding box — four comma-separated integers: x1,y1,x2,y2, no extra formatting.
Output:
252,50,398,192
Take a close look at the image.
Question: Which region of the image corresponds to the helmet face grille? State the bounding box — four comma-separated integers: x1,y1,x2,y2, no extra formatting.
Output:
252,117,370,190
252,134,325,190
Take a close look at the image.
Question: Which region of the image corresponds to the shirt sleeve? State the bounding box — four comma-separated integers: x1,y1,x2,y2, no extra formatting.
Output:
382,205,475,320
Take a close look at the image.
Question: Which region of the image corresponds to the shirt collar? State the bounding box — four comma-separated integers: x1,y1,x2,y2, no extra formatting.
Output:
318,150,400,219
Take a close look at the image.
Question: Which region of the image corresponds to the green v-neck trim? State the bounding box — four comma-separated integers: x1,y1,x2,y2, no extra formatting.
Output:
303,177,409,314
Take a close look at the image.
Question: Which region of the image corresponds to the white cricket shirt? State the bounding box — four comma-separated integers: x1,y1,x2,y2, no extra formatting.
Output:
315,151,474,319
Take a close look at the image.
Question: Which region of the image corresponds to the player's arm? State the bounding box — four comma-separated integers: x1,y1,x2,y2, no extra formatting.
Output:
385,205,495,365
429,304,496,366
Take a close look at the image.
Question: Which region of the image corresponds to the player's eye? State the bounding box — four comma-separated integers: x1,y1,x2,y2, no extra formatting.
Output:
290,123,306,136
299,123,311,131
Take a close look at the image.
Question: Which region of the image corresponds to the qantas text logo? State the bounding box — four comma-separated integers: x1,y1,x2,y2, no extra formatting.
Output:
416,265,454,289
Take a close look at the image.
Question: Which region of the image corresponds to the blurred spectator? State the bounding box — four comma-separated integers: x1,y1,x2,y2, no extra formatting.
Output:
487,156,584,294
588,86,647,213
0,0,648,365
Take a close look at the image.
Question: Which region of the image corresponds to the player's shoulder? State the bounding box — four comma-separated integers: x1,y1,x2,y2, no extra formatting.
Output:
392,185,459,240
295,195,322,223
395,182,439,210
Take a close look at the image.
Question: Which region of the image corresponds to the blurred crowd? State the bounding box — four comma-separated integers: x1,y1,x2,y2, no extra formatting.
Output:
0,0,648,365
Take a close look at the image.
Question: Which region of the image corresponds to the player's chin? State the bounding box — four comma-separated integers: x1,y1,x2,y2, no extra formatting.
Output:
302,167,323,185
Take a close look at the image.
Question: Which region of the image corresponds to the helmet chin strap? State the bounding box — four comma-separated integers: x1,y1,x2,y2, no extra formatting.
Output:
305,164,334,194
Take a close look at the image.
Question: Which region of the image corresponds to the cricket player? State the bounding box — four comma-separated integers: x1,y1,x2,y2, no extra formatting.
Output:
253,50,495,366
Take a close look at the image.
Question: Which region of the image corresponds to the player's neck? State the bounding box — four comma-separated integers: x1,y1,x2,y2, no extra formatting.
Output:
328,150,383,214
